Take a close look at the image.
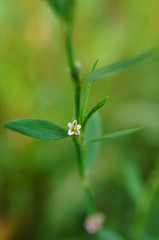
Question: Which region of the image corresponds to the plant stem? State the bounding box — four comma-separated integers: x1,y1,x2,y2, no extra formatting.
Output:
65,23,96,216
77,130,97,217
74,83,81,122
65,24,75,72
84,183,96,215
65,24,81,122
73,138,84,179
81,138,96,215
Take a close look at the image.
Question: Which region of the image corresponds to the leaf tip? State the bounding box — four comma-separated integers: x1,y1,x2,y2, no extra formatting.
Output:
102,96,109,105
91,58,99,72
137,126,144,131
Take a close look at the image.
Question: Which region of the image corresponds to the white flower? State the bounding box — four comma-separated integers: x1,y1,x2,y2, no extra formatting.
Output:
84,212,105,234
68,120,81,136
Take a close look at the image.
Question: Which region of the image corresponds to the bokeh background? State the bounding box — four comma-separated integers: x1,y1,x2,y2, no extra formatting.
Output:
0,0,159,239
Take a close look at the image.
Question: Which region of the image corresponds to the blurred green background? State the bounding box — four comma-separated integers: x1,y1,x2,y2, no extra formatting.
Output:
0,0,159,239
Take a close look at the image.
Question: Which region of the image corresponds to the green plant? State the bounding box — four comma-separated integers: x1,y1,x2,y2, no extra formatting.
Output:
4,0,152,238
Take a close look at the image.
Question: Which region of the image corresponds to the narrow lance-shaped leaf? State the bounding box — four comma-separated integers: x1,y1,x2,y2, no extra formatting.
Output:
83,96,109,128
123,159,144,203
4,118,68,140
83,50,154,82
87,127,143,144
91,58,99,72
80,81,91,123
85,113,102,170
80,59,99,123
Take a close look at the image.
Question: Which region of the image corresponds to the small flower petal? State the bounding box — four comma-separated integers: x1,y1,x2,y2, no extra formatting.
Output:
75,131,80,135
68,129,74,136
68,119,81,136
68,123,73,128
73,120,77,125
77,124,81,130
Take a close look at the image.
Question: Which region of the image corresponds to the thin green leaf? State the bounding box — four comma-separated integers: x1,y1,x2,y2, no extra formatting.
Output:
87,127,143,144
85,113,102,170
83,50,153,82
83,97,109,127
123,159,144,203
91,58,99,72
80,81,91,123
80,59,99,123
4,118,68,140
47,0,75,23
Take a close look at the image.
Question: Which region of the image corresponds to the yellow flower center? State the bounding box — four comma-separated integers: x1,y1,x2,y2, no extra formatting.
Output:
71,123,78,133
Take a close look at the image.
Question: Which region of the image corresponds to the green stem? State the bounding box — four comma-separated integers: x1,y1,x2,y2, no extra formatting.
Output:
73,138,84,179
65,24,75,72
74,136,96,216
83,179,96,215
65,23,96,217
75,83,81,122
65,24,81,122
81,134,97,215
